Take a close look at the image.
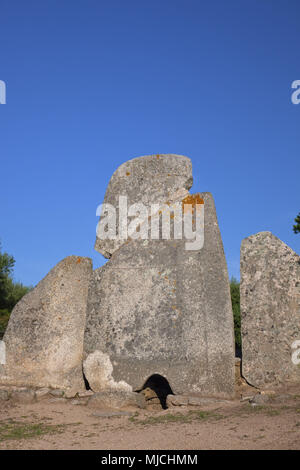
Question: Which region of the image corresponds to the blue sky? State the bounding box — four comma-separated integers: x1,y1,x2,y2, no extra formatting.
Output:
0,0,299,286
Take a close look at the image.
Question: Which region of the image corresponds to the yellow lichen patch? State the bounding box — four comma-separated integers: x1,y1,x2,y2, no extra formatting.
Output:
182,194,204,214
156,154,160,159
126,171,131,176
182,194,204,206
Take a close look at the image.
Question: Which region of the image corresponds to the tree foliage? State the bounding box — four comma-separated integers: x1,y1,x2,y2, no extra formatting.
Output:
293,212,300,234
230,277,241,351
0,242,30,335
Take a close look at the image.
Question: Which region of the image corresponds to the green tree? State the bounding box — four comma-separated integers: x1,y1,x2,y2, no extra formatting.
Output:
0,242,30,336
293,212,300,234
230,277,241,351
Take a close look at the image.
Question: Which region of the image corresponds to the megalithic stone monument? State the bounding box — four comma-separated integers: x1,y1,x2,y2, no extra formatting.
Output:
84,154,235,398
241,231,300,388
0,256,92,394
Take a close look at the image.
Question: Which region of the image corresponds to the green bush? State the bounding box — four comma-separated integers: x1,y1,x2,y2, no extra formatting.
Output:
0,309,11,337
0,242,31,336
230,277,241,351
293,212,300,234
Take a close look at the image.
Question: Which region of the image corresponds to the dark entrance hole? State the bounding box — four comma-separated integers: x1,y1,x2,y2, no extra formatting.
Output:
138,374,174,409
82,367,91,390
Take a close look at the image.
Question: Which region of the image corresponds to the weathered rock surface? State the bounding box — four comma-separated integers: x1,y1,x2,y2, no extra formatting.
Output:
141,387,162,410
35,388,50,400
85,155,235,398
95,154,193,258
249,393,270,405
49,389,65,397
241,232,300,388
10,389,36,404
83,350,132,392
0,256,92,394
0,389,10,401
166,395,189,407
87,390,146,410
166,394,228,407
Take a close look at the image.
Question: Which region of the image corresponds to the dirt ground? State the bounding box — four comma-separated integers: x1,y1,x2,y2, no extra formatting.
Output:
0,385,300,450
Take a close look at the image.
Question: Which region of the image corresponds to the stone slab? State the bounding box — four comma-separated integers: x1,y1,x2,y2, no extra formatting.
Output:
0,256,92,394
241,231,300,387
86,189,235,398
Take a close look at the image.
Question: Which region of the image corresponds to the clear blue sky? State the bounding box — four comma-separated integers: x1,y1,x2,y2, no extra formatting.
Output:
0,0,299,286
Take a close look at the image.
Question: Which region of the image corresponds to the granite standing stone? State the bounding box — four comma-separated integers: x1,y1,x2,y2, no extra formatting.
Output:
85,155,235,398
241,231,300,387
0,256,92,394
95,154,193,258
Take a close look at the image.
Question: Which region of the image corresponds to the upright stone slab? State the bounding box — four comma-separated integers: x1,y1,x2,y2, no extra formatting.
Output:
95,154,193,258
0,256,92,394
85,155,235,398
241,232,300,387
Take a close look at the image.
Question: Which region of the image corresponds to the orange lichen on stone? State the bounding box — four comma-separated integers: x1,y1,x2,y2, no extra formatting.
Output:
76,257,82,264
182,194,204,214
182,194,204,206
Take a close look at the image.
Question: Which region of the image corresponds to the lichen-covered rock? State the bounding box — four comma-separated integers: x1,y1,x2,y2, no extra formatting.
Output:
95,154,193,258
0,256,92,395
10,389,36,404
0,389,10,401
35,388,50,401
249,393,270,405
141,387,162,410
166,395,189,407
241,232,300,387
87,390,146,410
83,350,132,392
85,155,235,398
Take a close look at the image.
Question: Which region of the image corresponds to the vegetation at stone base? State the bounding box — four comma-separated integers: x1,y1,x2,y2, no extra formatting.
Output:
230,277,241,351
293,212,300,234
0,241,31,336
0,419,65,442
128,409,223,426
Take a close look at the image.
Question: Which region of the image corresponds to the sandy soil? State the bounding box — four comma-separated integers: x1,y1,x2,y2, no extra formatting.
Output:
0,386,300,450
